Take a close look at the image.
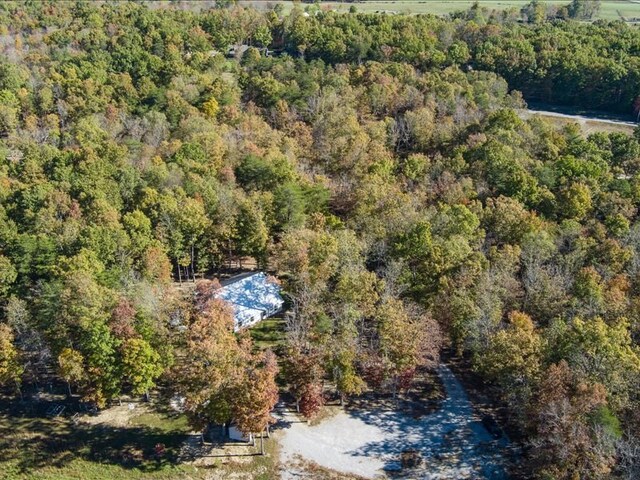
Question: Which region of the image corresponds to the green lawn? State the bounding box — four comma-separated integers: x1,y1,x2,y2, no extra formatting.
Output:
0,407,202,480
237,0,640,21
250,317,286,350
0,397,283,480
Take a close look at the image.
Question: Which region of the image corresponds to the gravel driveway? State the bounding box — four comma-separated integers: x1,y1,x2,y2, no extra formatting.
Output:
277,364,518,479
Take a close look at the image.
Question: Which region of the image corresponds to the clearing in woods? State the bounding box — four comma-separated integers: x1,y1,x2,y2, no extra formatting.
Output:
236,1,640,22
276,364,518,480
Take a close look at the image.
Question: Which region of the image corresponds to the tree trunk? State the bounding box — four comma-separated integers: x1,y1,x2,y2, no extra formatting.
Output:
67,381,72,398
393,376,399,408
296,398,300,413
144,389,150,402
177,263,182,284
190,244,195,282
260,430,265,455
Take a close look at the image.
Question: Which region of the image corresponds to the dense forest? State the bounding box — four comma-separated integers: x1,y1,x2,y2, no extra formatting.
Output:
0,1,640,478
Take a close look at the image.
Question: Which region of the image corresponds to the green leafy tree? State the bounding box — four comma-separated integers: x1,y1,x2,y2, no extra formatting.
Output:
0,324,23,396
121,338,163,399
0,255,17,299
58,348,86,397
377,299,439,398
547,317,640,409
476,311,543,418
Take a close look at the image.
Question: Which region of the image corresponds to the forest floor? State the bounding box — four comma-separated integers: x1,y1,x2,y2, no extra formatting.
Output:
276,364,519,479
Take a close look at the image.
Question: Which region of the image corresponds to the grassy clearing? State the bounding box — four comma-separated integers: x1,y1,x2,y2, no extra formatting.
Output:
0,406,202,480
522,110,636,135
129,411,191,432
236,0,640,21
8,460,201,480
249,316,286,350
579,119,636,135
0,397,284,480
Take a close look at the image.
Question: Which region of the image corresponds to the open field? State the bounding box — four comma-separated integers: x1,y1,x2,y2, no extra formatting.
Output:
0,397,282,480
147,0,640,21
521,109,637,135
0,401,200,480
236,1,640,21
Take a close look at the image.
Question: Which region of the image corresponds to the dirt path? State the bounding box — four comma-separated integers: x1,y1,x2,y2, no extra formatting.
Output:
520,108,636,134
525,108,637,127
277,364,518,479
525,109,638,127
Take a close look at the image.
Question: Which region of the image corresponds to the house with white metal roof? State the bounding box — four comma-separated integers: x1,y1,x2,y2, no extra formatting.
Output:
215,272,284,331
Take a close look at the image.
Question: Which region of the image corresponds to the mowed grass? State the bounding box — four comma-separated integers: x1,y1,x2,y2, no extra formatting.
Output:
237,0,640,21
0,402,284,480
0,406,202,480
250,316,286,350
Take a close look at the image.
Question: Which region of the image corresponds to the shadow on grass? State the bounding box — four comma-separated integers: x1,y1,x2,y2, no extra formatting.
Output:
249,318,286,349
0,408,189,475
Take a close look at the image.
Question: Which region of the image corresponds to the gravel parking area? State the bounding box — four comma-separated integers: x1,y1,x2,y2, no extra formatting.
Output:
277,364,517,479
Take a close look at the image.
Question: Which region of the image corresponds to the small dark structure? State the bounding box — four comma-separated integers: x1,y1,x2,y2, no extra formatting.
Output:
481,414,504,439
400,448,423,469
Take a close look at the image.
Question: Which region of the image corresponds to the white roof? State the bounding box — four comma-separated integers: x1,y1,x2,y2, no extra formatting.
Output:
215,272,284,331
